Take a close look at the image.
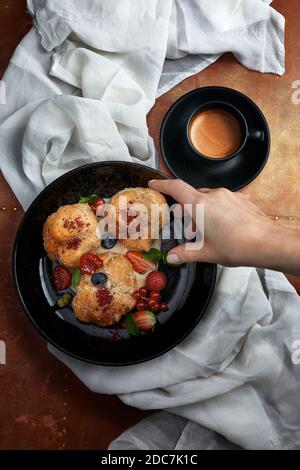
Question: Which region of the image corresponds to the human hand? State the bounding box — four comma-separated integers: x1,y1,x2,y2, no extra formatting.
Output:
148,179,300,276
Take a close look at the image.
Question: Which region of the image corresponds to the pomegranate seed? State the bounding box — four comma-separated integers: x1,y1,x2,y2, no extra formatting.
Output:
151,303,160,312
159,303,168,312
139,287,148,297
136,299,148,310
149,290,161,302
148,299,160,311
133,290,142,300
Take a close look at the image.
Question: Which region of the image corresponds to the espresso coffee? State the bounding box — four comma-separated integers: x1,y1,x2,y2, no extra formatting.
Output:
189,108,243,159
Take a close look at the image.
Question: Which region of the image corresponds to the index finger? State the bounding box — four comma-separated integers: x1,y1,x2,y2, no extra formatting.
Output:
148,179,202,205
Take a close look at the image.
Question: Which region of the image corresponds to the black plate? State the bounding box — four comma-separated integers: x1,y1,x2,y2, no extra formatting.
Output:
13,162,216,366
160,86,270,191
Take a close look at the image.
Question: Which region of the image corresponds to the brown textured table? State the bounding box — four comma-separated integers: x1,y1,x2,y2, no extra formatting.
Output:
0,0,299,450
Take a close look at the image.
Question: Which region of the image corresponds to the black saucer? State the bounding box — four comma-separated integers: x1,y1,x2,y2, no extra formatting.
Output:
160,87,270,191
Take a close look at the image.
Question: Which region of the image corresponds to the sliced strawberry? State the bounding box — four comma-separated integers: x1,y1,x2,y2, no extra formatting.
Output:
145,271,167,291
125,251,155,274
80,253,103,275
52,265,72,291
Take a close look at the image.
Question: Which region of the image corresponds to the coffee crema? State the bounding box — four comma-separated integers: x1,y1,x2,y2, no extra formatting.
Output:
189,108,243,159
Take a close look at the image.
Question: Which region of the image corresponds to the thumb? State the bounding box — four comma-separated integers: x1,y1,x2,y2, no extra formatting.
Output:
166,242,213,264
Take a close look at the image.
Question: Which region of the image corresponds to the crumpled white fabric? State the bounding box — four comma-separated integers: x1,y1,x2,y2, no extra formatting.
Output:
50,267,300,450
0,0,284,209
0,0,294,451
109,412,242,450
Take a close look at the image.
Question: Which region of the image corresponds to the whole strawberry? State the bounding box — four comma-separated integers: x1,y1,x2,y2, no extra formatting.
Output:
133,311,156,331
80,252,103,275
145,271,167,291
52,265,71,291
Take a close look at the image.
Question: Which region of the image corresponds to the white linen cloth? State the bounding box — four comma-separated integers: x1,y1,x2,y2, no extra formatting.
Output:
0,0,284,209
110,411,243,450
0,0,294,451
51,267,300,450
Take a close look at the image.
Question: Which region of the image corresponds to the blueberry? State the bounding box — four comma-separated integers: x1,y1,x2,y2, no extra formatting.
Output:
101,236,117,249
91,272,107,286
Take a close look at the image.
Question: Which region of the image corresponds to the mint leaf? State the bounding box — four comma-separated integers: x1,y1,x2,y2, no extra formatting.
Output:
142,248,162,262
78,194,99,203
142,248,168,264
125,312,139,336
161,250,168,263
71,268,81,289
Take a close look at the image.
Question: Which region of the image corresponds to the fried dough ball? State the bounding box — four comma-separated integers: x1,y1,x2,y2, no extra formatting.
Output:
43,203,99,268
72,253,138,326
109,187,168,252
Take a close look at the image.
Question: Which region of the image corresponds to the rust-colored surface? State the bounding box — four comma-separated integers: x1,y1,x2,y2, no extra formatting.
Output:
150,0,300,294
152,2,300,227
0,0,299,450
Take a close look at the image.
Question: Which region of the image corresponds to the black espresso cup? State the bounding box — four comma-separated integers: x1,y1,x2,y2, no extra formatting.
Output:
186,101,264,162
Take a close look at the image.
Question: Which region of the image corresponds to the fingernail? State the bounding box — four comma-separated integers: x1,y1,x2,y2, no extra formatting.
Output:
166,253,181,265
148,179,157,185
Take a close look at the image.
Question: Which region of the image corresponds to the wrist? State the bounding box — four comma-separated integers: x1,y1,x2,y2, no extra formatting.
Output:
255,223,300,275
